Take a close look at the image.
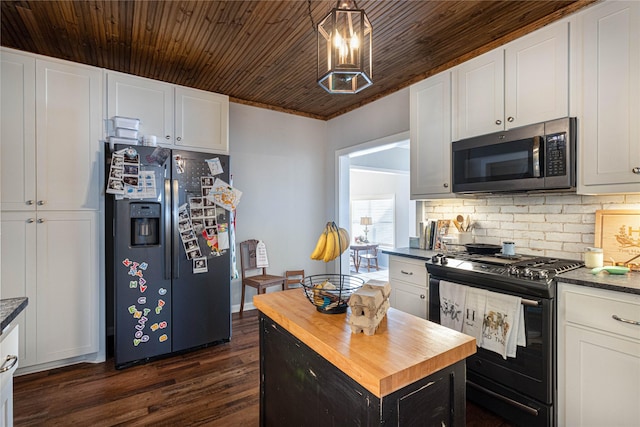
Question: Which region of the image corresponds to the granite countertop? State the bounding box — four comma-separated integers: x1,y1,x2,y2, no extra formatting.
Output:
1,297,28,334
253,289,476,398
383,247,640,295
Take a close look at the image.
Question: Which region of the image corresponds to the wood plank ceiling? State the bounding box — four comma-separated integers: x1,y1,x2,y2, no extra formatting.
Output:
1,0,595,120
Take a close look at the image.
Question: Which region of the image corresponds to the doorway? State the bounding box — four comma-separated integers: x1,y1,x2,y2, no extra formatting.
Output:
335,131,414,281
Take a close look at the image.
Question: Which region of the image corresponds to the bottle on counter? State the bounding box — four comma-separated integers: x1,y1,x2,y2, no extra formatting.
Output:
584,247,604,268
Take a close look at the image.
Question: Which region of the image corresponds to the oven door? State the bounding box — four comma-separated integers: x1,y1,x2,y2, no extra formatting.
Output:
429,277,555,413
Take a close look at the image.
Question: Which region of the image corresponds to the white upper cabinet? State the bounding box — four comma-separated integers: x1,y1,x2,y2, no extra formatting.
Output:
107,71,229,153
1,50,36,211
1,49,102,211
410,71,453,198
36,59,103,211
106,71,173,144
454,48,504,140
574,1,640,194
175,86,229,152
455,21,569,140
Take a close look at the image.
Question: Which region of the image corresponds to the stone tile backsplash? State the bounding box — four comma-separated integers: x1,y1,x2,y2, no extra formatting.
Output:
420,193,640,260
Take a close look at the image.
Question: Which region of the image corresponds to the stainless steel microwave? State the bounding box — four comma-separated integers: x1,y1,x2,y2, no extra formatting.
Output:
452,117,576,193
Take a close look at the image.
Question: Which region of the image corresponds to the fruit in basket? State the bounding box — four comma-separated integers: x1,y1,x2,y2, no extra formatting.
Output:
310,222,350,262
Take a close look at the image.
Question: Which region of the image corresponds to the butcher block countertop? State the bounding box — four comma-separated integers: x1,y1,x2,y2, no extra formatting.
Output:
253,289,476,398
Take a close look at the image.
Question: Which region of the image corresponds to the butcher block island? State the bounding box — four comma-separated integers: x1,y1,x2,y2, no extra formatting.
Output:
253,289,476,426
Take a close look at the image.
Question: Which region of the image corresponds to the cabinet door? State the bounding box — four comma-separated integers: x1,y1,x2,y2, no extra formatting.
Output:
0,324,19,427
579,1,640,191
35,211,99,364
36,59,102,211
106,72,174,144
410,71,452,198
1,50,36,211
564,325,640,427
175,86,229,153
504,21,568,129
455,48,504,139
0,212,37,368
393,281,428,319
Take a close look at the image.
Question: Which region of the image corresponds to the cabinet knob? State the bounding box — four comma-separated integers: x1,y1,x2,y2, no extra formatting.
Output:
37,200,45,206
165,135,171,140
176,137,182,142
507,116,514,123
26,200,34,205
443,183,449,188
27,218,35,223
37,218,45,223
633,167,640,174
420,294,426,300
495,119,502,125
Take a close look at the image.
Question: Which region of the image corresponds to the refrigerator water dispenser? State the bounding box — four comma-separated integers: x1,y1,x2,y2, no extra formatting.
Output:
130,203,160,246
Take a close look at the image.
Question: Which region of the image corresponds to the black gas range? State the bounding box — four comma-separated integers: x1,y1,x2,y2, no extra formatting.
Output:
426,252,584,298
426,251,584,427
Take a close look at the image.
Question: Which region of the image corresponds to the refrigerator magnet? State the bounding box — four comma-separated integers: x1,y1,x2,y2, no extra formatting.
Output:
206,158,224,175
193,257,208,274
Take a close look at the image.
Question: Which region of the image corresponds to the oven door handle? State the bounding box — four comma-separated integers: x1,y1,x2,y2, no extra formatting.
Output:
467,380,539,416
521,298,540,307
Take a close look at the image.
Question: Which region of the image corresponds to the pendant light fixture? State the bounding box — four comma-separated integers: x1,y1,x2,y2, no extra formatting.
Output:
317,0,372,94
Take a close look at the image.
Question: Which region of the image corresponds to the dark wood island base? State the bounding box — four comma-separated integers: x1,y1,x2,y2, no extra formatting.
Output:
254,290,476,427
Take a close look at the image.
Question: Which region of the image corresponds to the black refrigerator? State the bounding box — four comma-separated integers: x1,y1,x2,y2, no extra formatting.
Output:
106,143,232,369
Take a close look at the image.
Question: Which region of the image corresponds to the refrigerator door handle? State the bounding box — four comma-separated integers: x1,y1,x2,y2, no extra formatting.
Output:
172,179,180,279
164,179,172,280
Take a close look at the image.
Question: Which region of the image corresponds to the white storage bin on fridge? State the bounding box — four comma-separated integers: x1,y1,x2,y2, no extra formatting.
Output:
112,116,140,130
115,128,138,139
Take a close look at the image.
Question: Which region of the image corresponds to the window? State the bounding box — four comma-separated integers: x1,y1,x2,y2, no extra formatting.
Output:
351,196,395,247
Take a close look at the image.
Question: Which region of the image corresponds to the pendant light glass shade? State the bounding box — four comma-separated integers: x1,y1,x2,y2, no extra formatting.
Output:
317,1,372,94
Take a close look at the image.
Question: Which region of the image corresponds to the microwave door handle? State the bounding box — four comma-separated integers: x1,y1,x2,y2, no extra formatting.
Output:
532,136,542,177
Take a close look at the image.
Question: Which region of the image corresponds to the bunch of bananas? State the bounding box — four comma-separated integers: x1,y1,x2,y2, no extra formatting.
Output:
310,222,350,262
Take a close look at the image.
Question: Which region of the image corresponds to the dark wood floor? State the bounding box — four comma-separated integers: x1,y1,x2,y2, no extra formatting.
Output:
14,310,513,426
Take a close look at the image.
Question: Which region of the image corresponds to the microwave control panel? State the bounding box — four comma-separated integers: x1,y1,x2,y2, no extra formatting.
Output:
545,133,567,177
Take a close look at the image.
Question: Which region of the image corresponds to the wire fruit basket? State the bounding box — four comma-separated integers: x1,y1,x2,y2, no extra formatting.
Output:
302,274,364,314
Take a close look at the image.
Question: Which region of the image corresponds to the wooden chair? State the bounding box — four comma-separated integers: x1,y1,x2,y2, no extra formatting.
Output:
239,239,286,314
358,244,379,272
284,270,305,289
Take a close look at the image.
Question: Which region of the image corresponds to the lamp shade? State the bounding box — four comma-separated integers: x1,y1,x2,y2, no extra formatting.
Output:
360,216,372,226
317,0,372,94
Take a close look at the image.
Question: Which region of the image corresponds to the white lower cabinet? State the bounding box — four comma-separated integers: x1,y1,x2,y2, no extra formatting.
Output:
558,283,640,427
0,211,99,370
388,256,428,319
0,324,19,427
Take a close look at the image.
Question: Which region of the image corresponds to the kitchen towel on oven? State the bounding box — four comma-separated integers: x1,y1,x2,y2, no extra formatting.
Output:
481,292,522,360
462,287,487,347
439,281,466,331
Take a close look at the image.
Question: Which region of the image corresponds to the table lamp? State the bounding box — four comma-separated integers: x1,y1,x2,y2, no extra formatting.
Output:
360,217,372,242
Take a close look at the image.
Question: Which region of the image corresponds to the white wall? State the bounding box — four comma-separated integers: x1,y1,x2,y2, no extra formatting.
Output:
229,103,328,311
326,88,411,240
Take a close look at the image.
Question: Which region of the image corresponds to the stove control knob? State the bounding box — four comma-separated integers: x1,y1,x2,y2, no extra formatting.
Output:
431,254,441,264
522,268,533,277
537,270,549,279
508,266,520,275
440,256,448,265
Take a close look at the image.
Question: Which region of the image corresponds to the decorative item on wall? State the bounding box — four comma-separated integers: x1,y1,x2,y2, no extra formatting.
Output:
594,210,640,268
360,216,372,242
316,0,373,94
